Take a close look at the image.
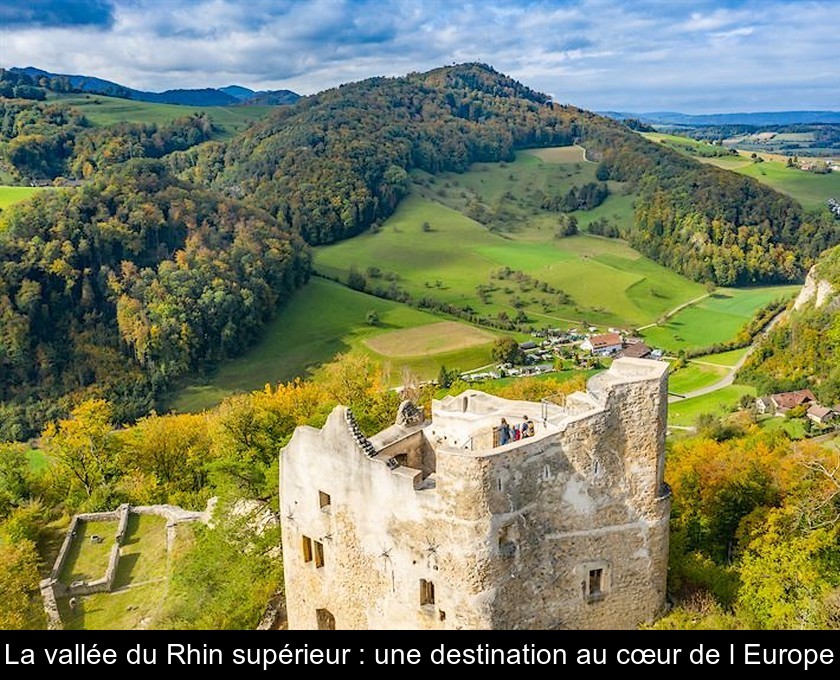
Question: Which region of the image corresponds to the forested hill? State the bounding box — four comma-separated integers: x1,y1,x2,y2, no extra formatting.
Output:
0,161,309,439
173,63,839,285
739,245,840,403
173,63,573,245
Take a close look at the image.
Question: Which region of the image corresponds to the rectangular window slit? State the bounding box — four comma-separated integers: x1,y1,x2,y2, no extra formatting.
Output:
319,490,331,510
420,578,435,605
302,535,312,563
589,568,603,596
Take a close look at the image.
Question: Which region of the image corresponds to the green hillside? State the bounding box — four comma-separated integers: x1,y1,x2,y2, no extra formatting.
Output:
52,93,273,138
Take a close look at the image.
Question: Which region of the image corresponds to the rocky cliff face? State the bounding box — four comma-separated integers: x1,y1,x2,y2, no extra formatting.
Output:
739,245,840,402
793,265,837,311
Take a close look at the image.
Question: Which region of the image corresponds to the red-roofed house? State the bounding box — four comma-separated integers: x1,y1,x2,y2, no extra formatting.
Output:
767,389,816,414
807,404,836,425
581,332,622,356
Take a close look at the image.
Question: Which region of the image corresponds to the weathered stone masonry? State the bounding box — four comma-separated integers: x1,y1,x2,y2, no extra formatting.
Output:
280,357,671,630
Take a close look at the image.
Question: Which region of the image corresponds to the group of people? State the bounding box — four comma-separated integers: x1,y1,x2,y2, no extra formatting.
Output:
498,416,535,446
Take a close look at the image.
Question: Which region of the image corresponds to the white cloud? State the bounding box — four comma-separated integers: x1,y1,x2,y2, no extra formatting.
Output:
0,0,838,112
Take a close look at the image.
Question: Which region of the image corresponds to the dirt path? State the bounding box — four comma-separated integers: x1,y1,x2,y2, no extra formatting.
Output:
636,293,711,332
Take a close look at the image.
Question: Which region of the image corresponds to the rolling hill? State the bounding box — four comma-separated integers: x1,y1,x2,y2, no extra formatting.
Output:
8,66,299,107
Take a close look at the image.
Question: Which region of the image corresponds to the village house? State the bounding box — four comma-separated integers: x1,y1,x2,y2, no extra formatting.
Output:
806,404,837,426
755,389,817,416
580,332,623,356
618,342,652,360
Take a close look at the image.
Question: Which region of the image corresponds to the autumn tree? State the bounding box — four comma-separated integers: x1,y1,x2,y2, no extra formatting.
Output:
42,399,116,501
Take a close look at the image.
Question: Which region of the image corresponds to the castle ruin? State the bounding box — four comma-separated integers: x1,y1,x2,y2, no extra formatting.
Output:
279,357,671,629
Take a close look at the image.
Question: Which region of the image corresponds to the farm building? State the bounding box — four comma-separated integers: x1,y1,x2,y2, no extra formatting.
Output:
581,332,623,355
806,404,836,425
757,389,817,415
618,342,652,360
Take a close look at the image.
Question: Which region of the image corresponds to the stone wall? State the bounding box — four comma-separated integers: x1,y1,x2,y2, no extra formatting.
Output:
48,504,130,584
280,358,671,630
40,501,212,629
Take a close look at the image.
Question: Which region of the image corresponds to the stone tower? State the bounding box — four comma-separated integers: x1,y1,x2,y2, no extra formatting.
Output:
279,357,670,629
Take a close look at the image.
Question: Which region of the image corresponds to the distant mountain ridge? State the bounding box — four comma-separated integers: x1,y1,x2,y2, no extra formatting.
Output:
9,66,300,107
601,110,840,126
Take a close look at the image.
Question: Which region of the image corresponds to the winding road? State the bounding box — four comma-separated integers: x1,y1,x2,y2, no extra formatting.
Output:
667,305,789,403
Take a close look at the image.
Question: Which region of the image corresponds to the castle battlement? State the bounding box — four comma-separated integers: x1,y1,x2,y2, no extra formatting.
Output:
280,357,670,630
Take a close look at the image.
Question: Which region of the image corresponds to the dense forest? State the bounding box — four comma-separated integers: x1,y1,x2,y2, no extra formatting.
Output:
739,245,840,403
0,161,309,439
660,418,840,629
171,64,576,244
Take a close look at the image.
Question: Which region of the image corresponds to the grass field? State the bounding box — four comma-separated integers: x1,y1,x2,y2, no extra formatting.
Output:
668,384,755,427
731,158,840,211
758,415,809,440
316,193,704,330
642,286,799,352
364,321,494,356
521,145,589,163
25,447,49,473
59,514,173,630
691,348,749,367
0,185,43,210
668,362,728,395
644,132,739,160
58,520,118,584
52,93,273,139
171,277,496,412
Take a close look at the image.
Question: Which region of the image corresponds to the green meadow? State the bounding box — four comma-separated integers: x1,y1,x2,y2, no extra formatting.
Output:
667,362,728,395
644,132,738,159
733,158,840,211
53,93,273,138
691,347,749,367
171,277,496,412
644,131,840,212
0,185,42,210
668,384,756,427
641,286,799,352
316,191,704,330
59,514,174,630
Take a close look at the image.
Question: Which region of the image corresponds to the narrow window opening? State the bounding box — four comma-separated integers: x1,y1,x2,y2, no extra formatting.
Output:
316,608,335,630
314,540,325,568
589,568,603,596
499,524,517,557
302,535,312,562
319,490,331,510
438,610,446,622
420,578,435,606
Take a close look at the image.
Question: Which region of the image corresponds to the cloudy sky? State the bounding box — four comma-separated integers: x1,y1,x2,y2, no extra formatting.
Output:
0,0,837,113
